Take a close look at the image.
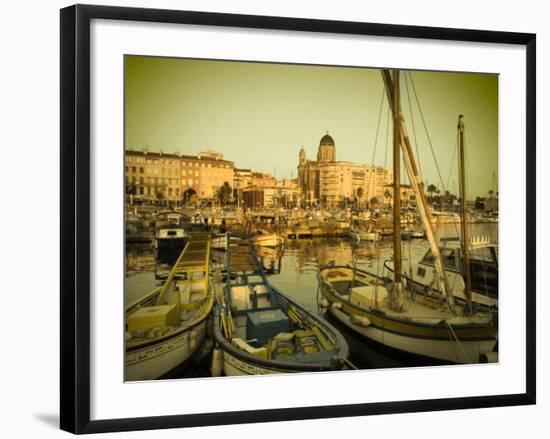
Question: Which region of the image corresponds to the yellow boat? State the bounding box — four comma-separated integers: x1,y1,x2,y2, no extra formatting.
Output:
125,232,214,381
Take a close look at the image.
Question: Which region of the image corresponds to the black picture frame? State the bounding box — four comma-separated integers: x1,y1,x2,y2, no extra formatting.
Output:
60,4,536,434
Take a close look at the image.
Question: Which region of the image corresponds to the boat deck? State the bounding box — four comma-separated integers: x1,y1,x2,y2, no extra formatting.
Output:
331,278,490,324
228,238,259,273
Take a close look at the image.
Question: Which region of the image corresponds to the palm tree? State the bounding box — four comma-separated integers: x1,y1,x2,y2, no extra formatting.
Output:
217,181,232,205
384,188,392,206
356,187,364,209
427,183,437,198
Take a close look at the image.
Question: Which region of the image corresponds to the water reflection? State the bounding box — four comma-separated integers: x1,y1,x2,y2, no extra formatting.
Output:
125,223,497,370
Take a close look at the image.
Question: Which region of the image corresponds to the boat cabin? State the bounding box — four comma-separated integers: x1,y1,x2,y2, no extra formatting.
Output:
418,237,498,298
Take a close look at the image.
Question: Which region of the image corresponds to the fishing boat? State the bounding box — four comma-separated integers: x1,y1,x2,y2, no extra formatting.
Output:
250,228,283,248
153,212,188,261
317,71,497,364
345,220,379,242
410,229,425,239
212,237,349,376
400,229,413,241
125,232,214,381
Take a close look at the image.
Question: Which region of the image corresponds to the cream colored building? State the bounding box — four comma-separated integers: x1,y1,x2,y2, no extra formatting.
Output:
297,133,393,208
125,149,234,204
241,180,300,209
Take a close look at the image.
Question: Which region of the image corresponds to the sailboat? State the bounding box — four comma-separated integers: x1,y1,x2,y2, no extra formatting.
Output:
384,116,498,309
317,70,498,364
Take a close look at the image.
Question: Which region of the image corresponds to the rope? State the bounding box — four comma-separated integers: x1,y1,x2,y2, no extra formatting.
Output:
445,320,471,363
384,105,390,170
408,72,446,191
404,72,423,179
371,86,386,167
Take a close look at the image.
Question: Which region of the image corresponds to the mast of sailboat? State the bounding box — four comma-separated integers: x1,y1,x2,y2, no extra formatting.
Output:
391,70,404,311
381,69,455,308
457,115,473,307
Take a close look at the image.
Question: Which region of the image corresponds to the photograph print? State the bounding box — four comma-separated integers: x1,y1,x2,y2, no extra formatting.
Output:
124,55,499,382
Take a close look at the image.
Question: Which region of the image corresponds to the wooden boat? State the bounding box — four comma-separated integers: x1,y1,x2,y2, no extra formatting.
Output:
346,228,379,242
410,230,425,239
125,232,214,381
250,228,283,248
318,265,497,363
212,237,349,375
345,219,379,242
317,71,497,364
400,230,412,241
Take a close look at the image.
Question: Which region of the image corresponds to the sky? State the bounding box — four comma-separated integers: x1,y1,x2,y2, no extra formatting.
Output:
125,56,498,198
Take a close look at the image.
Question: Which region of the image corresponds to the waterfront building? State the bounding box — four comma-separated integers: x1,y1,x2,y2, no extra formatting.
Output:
250,172,277,187
125,149,234,204
241,179,300,209
233,168,252,207
297,133,393,208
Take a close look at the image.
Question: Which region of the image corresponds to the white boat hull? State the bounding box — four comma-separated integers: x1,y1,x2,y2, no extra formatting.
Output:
250,234,282,247
125,321,207,381
329,307,495,364
347,229,379,242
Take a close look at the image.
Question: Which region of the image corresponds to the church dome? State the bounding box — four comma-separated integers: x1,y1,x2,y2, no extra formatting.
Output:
317,132,336,162
319,133,335,146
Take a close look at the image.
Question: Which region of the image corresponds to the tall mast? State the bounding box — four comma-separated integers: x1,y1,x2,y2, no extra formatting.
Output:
457,115,473,307
391,70,404,311
381,69,455,308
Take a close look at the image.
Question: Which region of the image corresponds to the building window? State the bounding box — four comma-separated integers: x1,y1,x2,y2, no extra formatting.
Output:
139,167,144,173
131,166,136,173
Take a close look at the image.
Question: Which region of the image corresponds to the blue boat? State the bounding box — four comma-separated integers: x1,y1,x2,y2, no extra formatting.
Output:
212,236,349,376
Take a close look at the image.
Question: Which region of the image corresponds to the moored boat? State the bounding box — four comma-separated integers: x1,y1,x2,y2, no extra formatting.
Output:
317,265,497,364
212,237,349,375
250,228,283,248
125,232,214,381
317,70,498,365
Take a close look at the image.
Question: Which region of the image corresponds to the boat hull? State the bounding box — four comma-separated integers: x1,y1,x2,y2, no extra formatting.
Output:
318,267,497,364
250,234,282,247
125,320,208,381
346,229,379,242
328,306,495,364
221,351,301,376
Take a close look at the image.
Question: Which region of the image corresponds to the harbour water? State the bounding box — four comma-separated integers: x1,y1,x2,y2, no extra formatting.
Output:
125,223,498,375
